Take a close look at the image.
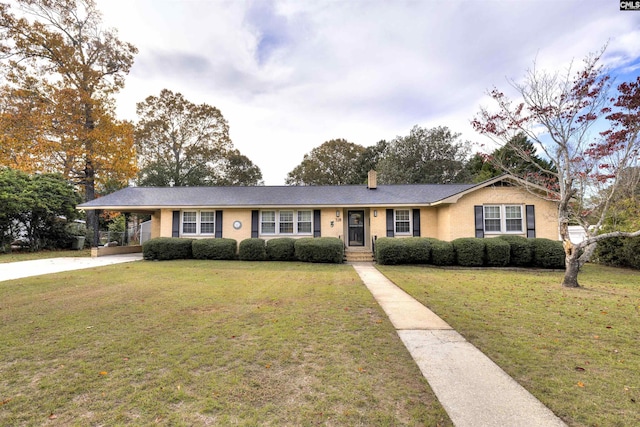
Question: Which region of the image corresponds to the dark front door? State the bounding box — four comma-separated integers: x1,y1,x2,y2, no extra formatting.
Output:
348,210,365,246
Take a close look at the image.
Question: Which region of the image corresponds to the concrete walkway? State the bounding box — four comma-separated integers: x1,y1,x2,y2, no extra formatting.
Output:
0,253,143,282
352,263,566,427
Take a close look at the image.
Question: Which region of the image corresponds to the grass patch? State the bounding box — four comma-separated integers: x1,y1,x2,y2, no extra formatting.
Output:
378,264,640,427
0,249,90,263
0,261,451,426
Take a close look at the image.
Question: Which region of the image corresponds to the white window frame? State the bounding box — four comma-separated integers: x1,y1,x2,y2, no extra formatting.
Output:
182,211,197,235
483,205,523,234
260,211,276,234
483,206,502,233
279,210,294,234
297,210,312,234
199,211,216,235
260,210,313,236
504,205,523,233
181,210,215,236
394,209,411,235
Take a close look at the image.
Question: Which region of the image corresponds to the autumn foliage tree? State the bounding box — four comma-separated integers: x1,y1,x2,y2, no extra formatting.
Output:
0,0,138,246
472,49,640,287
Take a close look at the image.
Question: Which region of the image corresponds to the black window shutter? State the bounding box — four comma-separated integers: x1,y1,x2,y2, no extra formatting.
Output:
526,205,536,238
172,211,180,237
251,210,259,238
313,210,321,237
386,209,394,237
215,211,223,238
474,206,484,238
412,209,421,237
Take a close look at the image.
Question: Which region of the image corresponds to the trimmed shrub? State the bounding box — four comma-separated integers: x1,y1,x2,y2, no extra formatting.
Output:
430,240,455,266
239,238,267,261
484,238,511,267
294,237,344,263
497,235,533,267
266,238,296,261
452,238,485,267
595,237,626,267
405,237,432,264
143,237,194,260
192,238,237,260
375,238,408,265
622,237,640,270
532,238,565,269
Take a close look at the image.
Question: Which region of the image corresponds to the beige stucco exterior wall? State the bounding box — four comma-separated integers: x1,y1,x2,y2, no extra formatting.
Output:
221,209,252,241
436,186,559,240
434,205,453,240
159,209,174,238
150,210,162,238
321,208,342,239
369,209,386,241
421,208,439,238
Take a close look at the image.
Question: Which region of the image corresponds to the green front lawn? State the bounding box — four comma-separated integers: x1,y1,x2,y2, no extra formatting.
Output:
0,261,451,426
378,264,640,427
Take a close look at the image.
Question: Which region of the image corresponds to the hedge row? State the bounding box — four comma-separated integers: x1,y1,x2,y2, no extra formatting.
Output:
142,237,344,263
375,236,565,269
594,236,640,270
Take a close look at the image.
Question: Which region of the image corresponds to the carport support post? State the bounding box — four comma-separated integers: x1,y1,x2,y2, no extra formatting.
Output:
124,213,130,245
88,209,101,248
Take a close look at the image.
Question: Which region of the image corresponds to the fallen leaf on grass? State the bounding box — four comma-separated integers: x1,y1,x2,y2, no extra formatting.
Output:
99,371,108,376
1,398,12,406
577,381,585,388
48,413,57,419
574,366,586,372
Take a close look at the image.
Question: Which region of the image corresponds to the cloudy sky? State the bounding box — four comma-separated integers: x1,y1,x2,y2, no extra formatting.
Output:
97,0,640,185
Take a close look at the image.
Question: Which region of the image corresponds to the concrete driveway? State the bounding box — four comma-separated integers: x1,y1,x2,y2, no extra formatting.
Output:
0,253,143,282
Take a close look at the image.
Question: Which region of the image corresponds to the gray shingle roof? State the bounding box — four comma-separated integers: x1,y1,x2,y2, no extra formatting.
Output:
77,183,478,210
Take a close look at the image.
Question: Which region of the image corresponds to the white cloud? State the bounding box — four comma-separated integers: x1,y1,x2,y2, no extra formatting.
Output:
98,0,640,184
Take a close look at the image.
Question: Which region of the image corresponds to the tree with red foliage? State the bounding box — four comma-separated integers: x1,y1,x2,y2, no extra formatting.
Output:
472,49,640,287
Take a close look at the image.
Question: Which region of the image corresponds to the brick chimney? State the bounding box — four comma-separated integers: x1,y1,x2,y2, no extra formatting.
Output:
367,170,377,190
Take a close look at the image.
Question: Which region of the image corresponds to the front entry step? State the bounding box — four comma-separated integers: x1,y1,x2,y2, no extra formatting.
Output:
344,250,374,263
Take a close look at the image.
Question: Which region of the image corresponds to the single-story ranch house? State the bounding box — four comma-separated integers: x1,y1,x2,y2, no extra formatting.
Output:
78,172,559,260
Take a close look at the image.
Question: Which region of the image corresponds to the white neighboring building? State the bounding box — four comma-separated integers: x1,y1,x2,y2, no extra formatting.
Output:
568,226,588,244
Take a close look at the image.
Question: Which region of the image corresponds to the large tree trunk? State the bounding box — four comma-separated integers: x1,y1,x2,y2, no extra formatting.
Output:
84,159,100,247
562,253,581,288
